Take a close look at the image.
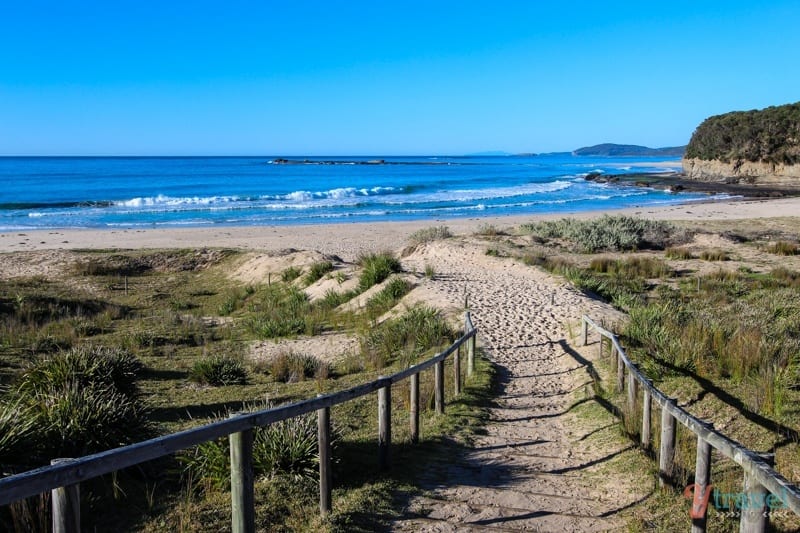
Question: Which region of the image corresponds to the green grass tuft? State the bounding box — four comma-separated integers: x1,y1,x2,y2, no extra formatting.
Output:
189,355,247,386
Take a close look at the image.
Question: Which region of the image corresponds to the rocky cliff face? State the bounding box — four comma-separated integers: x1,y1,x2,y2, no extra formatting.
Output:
682,157,800,184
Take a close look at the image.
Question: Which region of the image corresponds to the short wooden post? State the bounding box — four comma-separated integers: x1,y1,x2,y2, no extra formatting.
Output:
740,454,774,533
659,400,677,488
410,372,420,444
465,312,475,377
317,396,332,515
641,389,652,449
434,360,445,415
454,345,462,396
378,378,391,469
617,350,625,393
581,318,588,346
627,369,638,421
51,459,80,533
691,435,712,533
229,415,255,533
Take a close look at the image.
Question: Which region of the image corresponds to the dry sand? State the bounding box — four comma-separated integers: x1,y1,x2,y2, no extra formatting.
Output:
2,196,799,530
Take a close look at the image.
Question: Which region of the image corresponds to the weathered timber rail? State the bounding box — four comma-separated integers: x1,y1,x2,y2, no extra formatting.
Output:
582,315,800,533
0,313,478,533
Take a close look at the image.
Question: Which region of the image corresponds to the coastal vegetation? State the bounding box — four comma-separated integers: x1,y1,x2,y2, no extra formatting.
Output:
0,248,492,532
685,101,800,164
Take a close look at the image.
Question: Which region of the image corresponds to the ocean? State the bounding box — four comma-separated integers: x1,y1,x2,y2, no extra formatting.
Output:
0,155,725,231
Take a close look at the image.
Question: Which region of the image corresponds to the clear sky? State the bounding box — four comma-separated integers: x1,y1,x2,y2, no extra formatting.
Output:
1,1,799,156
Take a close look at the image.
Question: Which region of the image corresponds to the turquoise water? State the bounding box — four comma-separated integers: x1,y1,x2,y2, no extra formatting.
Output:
0,155,723,230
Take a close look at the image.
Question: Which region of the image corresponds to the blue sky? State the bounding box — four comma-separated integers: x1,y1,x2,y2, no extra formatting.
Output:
1,1,799,155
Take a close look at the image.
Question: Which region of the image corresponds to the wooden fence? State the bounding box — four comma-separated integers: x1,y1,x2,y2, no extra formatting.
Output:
0,313,478,533
582,315,800,533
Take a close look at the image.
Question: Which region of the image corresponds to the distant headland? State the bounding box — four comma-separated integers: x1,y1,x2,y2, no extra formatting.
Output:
683,101,800,184
572,143,686,157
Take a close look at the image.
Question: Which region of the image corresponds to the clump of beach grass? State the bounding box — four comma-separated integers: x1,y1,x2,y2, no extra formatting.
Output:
244,284,315,338
767,241,799,256
303,260,334,285
280,266,302,282
408,225,452,244
179,406,321,492
475,224,505,237
665,246,694,260
1,346,152,464
365,277,411,320
266,352,328,383
189,355,247,386
360,305,455,369
356,251,401,291
699,248,730,261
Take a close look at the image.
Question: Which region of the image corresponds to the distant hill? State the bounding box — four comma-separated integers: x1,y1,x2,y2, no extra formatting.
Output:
685,102,800,164
573,143,685,157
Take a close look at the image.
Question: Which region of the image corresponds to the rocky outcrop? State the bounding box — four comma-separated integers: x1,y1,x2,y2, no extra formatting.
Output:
682,157,800,184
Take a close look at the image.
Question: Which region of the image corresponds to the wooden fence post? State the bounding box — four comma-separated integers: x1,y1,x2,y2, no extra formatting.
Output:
692,435,712,533
641,389,652,449
454,345,462,396
229,415,255,533
581,317,588,346
317,396,332,515
659,400,677,488
410,372,420,444
627,368,638,422
617,349,625,393
434,361,445,415
740,454,774,533
466,313,475,377
378,378,391,470
51,459,79,533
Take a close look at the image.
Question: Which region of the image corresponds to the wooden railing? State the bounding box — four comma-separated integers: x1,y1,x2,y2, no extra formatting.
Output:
582,315,800,533
0,313,478,533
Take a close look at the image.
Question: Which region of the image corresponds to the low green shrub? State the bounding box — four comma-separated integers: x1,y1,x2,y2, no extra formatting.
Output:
521,215,681,252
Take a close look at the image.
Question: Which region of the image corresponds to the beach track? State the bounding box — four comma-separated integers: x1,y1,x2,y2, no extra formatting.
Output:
392,240,650,531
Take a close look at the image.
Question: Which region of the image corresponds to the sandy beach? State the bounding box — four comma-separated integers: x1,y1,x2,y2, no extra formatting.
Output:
3,196,800,258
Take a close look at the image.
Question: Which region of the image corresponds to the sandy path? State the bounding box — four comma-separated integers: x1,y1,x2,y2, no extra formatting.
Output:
392,240,647,531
